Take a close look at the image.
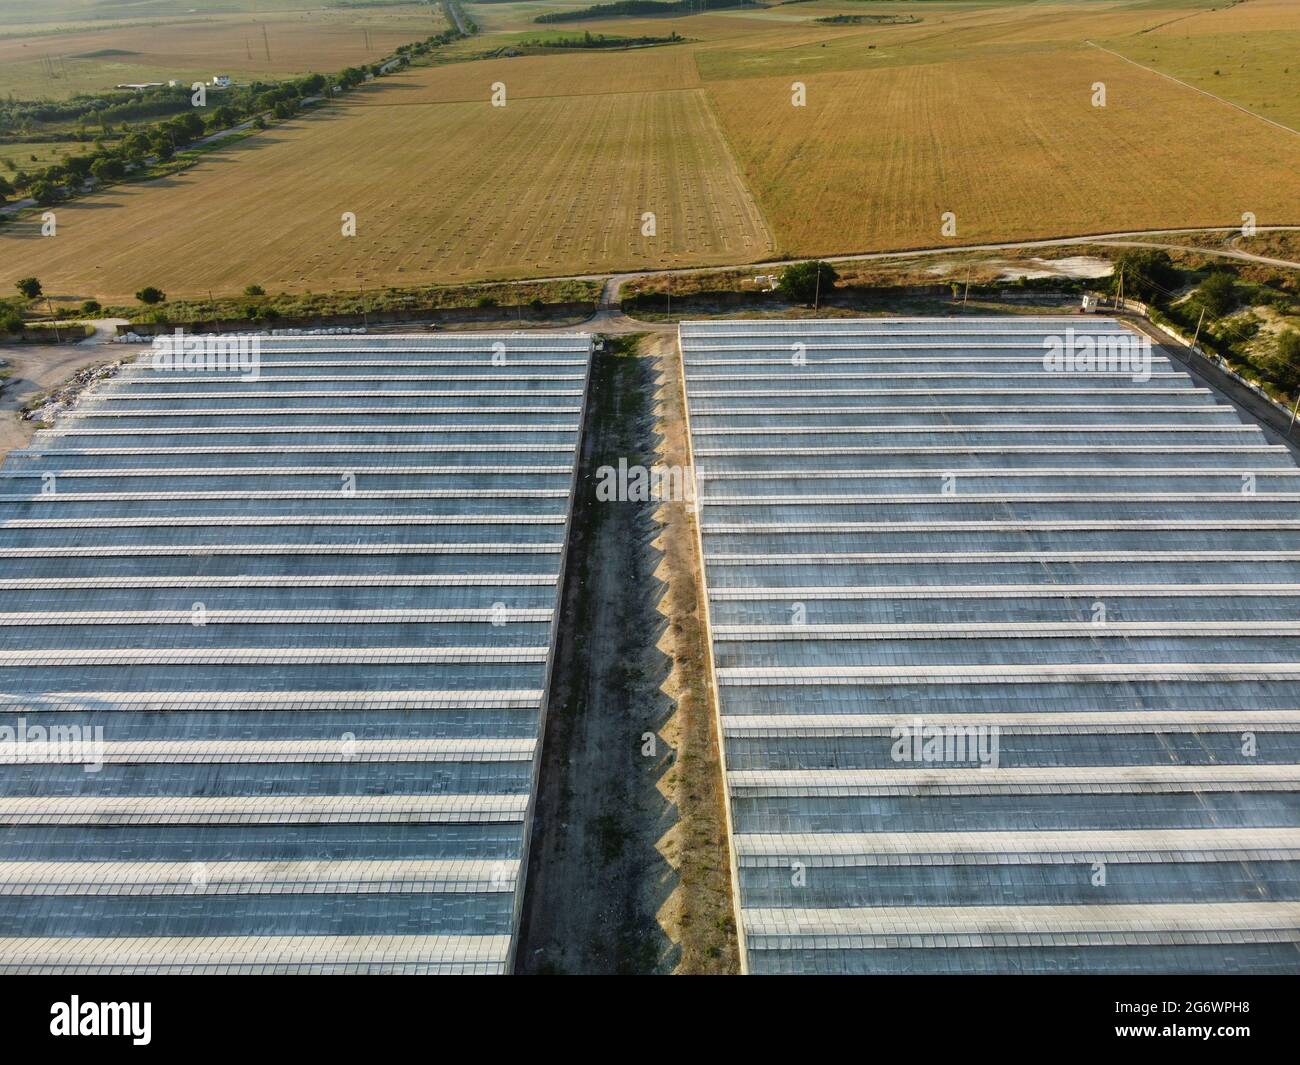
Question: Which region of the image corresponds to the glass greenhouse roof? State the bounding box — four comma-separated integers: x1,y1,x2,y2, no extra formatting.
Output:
0,333,592,975
680,317,1300,975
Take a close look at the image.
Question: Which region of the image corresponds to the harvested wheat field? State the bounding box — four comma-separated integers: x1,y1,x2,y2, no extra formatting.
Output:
0,88,771,300
1099,0,1300,130
343,42,704,104
0,5,444,99
704,44,1300,257
4,0,1300,300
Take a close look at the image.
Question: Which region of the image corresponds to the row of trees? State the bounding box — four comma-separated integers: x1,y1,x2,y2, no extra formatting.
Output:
4,111,208,207
521,30,684,49
0,73,332,208
12,276,162,306
535,0,751,22
0,22,475,210
1,84,196,137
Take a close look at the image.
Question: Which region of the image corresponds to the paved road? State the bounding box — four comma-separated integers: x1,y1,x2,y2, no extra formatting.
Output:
441,0,471,36
1130,315,1300,459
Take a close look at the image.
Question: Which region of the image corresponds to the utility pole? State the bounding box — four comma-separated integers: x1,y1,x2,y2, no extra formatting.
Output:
45,298,61,343
666,274,671,320
962,266,970,308
1191,306,1206,350
1289,392,1300,436
813,262,821,312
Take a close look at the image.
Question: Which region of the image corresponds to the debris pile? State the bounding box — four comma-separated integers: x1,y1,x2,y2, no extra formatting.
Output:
21,361,122,426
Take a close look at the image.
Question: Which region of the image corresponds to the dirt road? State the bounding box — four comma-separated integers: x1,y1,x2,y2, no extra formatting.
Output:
0,320,126,457
515,338,680,974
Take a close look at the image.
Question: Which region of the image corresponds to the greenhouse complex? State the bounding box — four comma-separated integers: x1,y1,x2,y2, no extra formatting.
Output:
0,333,592,974
2,315,1299,976
680,317,1300,975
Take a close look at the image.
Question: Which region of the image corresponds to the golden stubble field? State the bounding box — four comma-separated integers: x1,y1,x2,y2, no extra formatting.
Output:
4,0,1300,300
703,43,1300,257
0,5,444,99
0,87,772,300
1100,0,1300,130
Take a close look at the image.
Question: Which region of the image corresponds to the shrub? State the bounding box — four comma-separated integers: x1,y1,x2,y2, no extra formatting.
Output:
0,302,24,334
28,180,64,206
778,260,838,304
90,157,125,182
1111,248,1180,304
15,277,42,299
81,299,102,314
136,286,166,305
244,284,265,297
1262,329,1300,393
206,106,237,130
1195,270,1238,317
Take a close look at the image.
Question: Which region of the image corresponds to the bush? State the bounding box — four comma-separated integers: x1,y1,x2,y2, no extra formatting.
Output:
1111,248,1180,304
0,302,24,334
136,286,166,305
206,105,237,130
475,295,498,308
1263,329,1300,393
244,284,265,297
778,260,838,304
1195,271,1238,317
28,180,64,206
90,157,125,182
81,299,101,314
15,277,42,299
